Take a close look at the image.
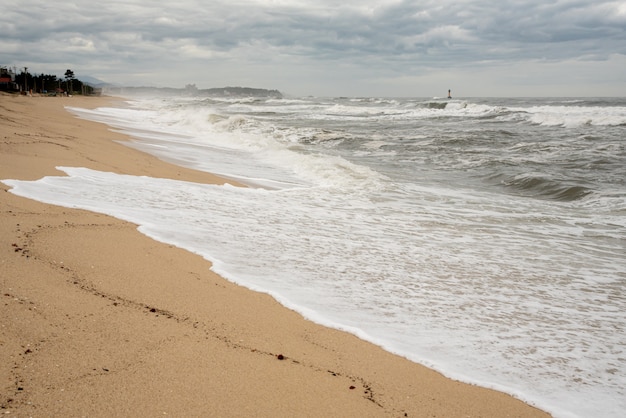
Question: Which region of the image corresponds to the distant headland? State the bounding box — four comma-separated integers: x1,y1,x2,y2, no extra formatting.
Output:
102,85,283,99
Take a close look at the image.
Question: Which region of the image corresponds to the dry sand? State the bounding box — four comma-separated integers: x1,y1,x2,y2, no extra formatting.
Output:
0,93,551,417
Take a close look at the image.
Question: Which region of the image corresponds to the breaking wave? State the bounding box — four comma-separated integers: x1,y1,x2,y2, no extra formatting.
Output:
502,173,593,201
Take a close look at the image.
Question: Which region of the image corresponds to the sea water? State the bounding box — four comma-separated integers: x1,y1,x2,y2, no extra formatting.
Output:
4,95,625,418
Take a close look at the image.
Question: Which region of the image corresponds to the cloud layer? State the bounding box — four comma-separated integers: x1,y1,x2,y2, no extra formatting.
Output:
2,0,625,96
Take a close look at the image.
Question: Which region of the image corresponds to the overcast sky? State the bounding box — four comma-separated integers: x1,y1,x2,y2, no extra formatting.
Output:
2,0,625,97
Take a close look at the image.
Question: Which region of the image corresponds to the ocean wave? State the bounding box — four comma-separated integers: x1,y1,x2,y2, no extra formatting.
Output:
294,129,349,145
426,101,448,109
513,105,626,127
502,173,593,201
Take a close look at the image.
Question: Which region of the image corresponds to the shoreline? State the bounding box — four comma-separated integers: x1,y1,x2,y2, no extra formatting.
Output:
1,93,551,417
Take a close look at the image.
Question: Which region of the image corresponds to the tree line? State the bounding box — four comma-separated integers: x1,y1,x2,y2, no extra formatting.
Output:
2,68,96,95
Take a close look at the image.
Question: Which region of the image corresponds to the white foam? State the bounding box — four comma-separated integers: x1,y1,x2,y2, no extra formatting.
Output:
70,104,386,190
511,105,626,127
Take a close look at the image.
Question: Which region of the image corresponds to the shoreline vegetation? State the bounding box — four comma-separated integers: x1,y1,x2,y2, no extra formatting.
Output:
1,67,95,97
0,93,551,417
1,66,283,99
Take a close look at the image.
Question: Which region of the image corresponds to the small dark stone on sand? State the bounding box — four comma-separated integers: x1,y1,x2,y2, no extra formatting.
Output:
276,354,284,360
349,386,356,390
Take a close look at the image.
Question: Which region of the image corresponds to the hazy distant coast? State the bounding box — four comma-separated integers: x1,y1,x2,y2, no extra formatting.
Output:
102,85,283,98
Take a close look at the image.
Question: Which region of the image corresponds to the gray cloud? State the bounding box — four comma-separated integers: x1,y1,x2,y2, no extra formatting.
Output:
2,0,625,96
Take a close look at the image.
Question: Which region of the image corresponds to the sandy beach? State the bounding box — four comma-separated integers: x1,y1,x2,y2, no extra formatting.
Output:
0,93,551,417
